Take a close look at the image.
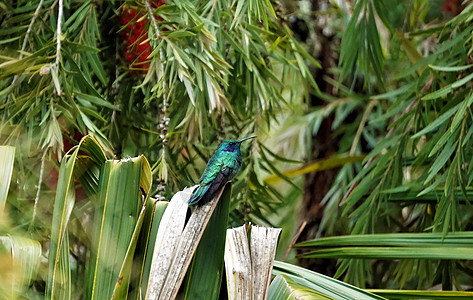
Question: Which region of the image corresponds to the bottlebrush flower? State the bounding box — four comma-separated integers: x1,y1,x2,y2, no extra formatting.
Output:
442,0,471,16
119,1,165,73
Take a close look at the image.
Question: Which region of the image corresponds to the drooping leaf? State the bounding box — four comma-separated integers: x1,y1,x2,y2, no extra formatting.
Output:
87,156,147,300
273,261,387,300
0,146,15,211
47,135,107,300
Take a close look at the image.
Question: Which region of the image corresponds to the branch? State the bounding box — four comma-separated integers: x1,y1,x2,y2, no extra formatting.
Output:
350,100,378,155
9,0,46,100
143,0,161,38
143,0,167,110
144,0,169,201
32,149,48,222
55,0,63,67
281,220,307,261
20,0,45,59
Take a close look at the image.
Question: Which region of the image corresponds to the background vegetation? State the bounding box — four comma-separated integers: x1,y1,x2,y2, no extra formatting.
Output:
2,0,473,299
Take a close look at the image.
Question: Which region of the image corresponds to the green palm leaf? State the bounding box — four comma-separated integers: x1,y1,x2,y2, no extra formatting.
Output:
273,261,387,300
368,289,473,299
268,275,334,300
47,135,107,300
297,232,473,260
0,236,41,299
183,185,231,299
0,146,15,211
87,155,151,299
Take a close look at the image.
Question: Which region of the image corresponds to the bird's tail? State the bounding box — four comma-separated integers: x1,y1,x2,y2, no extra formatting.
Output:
188,184,210,205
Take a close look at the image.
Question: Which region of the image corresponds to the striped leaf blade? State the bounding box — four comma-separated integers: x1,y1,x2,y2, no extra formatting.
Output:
88,156,146,300
137,200,168,298
296,232,473,248
0,236,41,298
368,289,473,299
0,146,15,211
301,247,473,260
268,275,332,300
273,261,387,300
183,185,231,299
47,135,107,300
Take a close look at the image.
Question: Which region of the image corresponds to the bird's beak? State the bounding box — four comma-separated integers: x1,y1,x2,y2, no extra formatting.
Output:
238,136,257,143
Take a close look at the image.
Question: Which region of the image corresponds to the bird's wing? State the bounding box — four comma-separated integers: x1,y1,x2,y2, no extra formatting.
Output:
188,162,231,205
199,154,223,184
201,165,230,203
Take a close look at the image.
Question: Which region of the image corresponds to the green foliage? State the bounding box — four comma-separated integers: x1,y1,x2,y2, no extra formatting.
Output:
0,0,320,296
368,289,473,299
7,0,473,297
47,136,107,299
0,147,41,299
0,0,316,228
182,186,231,299
0,236,42,299
269,275,333,300
272,261,387,300
0,146,15,210
339,0,390,87
273,261,473,299
86,157,150,299
313,0,473,291
297,232,473,289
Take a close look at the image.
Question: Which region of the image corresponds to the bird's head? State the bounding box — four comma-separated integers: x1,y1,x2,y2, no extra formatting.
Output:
218,136,256,152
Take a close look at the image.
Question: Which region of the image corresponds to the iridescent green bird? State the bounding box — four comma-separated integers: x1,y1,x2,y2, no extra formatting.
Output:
188,136,257,205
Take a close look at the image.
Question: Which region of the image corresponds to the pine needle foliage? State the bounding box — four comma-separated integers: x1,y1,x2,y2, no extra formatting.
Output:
0,0,318,226
312,0,473,290
0,0,320,298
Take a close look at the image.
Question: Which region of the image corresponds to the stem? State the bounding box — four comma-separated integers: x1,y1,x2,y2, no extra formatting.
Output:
32,149,47,222
281,220,307,261
143,0,167,110
350,100,377,155
9,0,46,101
143,0,161,38
20,0,45,59
144,0,169,201
55,0,64,67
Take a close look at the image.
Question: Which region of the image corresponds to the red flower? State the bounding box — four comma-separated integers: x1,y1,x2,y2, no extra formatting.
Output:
119,1,165,73
442,0,471,16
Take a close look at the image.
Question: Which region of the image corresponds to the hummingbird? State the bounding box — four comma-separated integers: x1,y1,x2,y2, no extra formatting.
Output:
188,136,257,205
